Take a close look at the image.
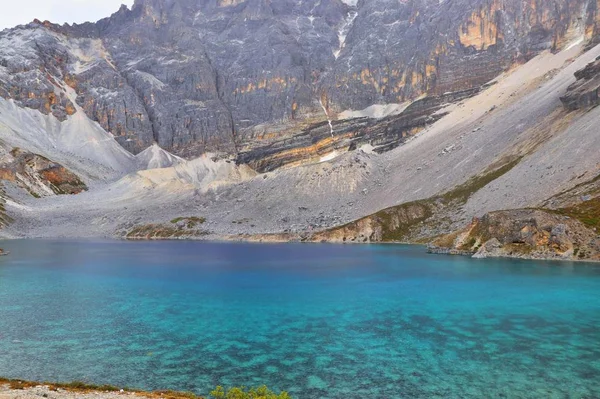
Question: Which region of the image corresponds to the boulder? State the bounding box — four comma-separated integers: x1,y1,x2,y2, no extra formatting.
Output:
560,57,600,110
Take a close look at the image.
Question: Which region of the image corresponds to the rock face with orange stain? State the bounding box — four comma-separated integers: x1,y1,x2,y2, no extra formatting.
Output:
0,0,598,162
430,209,600,261
323,0,597,109
0,148,87,197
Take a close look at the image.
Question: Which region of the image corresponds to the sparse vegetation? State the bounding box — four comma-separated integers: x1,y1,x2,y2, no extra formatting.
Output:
153,390,202,399
439,156,522,203
0,184,13,227
210,385,290,399
503,242,534,255
550,197,600,230
127,217,209,239
375,200,434,242
0,378,126,394
459,237,478,251
322,157,523,243
0,378,293,399
170,216,207,228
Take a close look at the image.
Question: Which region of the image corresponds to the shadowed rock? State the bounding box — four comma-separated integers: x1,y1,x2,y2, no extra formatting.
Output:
561,56,600,110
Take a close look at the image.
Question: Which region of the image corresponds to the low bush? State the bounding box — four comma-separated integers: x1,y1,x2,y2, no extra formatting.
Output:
210,385,291,399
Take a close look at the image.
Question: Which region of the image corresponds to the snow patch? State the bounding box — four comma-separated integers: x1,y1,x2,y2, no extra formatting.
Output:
334,10,358,59
133,71,167,90
338,103,409,120
319,150,342,163
359,143,375,154
565,35,585,51
319,98,334,136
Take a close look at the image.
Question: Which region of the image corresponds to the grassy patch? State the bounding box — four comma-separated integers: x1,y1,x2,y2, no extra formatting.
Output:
375,200,435,242
0,184,13,227
210,385,290,399
439,156,522,204
504,243,534,255
127,225,185,239
127,222,209,240
0,378,126,394
550,197,600,230
459,236,477,251
153,390,202,399
430,231,459,248
0,378,292,399
170,216,206,229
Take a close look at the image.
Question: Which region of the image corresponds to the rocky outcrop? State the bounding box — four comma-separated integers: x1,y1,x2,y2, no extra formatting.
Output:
0,0,597,161
426,171,600,262
0,147,87,197
432,209,600,261
561,56,600,110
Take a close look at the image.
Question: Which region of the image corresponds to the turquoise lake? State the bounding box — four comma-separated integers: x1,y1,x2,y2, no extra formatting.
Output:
0,240,599,398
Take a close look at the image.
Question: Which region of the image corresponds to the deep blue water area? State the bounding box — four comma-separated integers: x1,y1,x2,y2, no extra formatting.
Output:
0,240,599,398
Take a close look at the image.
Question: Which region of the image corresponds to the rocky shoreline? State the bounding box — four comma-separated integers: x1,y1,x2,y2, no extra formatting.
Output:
116,226,600,264
426,246,476,257
0,379,204,399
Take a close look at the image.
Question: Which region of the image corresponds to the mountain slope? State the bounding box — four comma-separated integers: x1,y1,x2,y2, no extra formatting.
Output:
0,0,599,262
3,41,599,246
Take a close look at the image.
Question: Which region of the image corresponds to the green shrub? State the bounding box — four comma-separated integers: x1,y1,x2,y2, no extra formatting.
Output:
210,385,291,399
170,216,206,228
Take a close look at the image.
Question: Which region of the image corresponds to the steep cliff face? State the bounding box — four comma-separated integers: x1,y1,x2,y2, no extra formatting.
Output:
0,0,597,161
586,0,600,47
0,25,154,154
0,27,77,121
321,0,596,111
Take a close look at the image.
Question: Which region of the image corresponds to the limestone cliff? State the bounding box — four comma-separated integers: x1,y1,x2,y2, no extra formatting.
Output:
0,0,597,162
